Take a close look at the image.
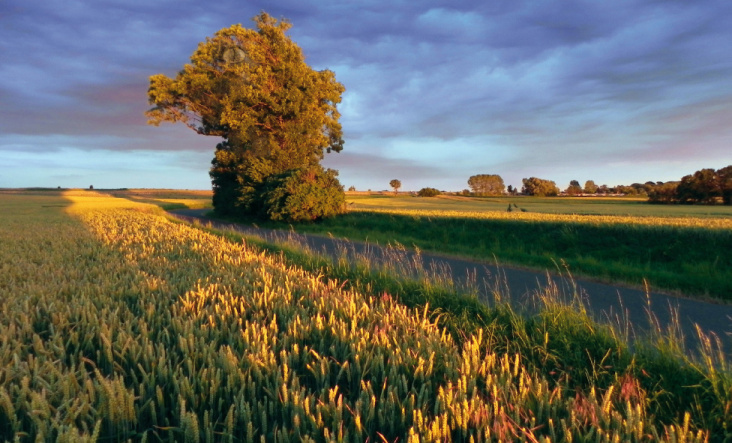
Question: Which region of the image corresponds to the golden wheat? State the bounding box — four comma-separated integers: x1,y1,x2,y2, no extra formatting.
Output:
352,207,732,230
0,192,713,441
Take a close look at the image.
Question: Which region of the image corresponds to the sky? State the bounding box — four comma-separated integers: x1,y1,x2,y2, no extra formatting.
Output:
2,0,731,192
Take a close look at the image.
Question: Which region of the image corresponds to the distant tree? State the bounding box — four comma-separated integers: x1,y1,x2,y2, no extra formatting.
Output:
467,174,505,196
583,180,598,194
648,182,679,204
646,164,731,205
565,180,583,195
417,187,441,197
521,177,559,196
630,183,648,196
719,165,732,205
643,181,657,194
89,185,93,190
348,185,356,192
146,13,345,221
614,185,637,196
389,179,402,195
676,169,719,204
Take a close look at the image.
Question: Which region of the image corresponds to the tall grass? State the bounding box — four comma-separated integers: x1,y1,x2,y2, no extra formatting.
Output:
191,216,732,439
0,192,729,441
282,209,732,300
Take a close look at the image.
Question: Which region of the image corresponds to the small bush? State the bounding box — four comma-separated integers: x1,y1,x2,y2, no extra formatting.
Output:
258,166,345,222
417,187,441,197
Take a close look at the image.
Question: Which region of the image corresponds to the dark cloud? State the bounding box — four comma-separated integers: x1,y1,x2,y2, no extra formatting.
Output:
1,0,730,189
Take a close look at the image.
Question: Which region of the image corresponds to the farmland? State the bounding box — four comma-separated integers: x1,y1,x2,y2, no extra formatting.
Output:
1,190,731,441
348,194,732,218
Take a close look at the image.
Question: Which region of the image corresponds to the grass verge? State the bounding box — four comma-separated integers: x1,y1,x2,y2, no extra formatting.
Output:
181,215,732,440
243,210,732,301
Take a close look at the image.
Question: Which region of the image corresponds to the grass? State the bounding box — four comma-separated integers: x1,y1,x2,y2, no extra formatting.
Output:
186,216,732,440
258,198,732,301
1,190,730,441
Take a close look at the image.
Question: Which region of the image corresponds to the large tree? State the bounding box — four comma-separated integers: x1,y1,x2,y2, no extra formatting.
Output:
521,177,559,196
676,168,719,204
467,174,505,195
719,165,732,205
389,179,401,195
583,180,598,194
146,13,345,219
565,179,582,195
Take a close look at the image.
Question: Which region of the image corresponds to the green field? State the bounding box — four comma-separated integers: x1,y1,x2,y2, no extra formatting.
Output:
280,195,732,301
1,190,730,441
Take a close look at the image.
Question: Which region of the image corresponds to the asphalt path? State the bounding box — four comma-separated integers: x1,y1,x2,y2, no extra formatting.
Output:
171,209,732,357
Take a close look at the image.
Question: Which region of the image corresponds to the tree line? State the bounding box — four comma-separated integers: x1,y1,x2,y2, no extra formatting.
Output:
648,165,732,205
390,167,732,205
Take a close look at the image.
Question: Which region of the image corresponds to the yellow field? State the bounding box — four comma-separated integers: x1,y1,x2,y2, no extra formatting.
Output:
0,191,718,441
350,207,732,230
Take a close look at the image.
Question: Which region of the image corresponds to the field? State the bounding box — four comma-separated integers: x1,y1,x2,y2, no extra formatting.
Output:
105,188,213,211
349,194,732,218
1,189,731,441
282,195,732,300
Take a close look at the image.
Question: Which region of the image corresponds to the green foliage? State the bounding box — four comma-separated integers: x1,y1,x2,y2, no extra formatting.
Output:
522,176,559,196
649,165,732,205
648,182,681,204
467,174,505,195
583,179,598,194
678,168,721,204
147,12,345,221
417,187,441,197
389,179,401,194
257,166,345,222
565,179,583,195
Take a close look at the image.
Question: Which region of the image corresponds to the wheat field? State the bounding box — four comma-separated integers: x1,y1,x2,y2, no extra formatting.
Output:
0,191,721,441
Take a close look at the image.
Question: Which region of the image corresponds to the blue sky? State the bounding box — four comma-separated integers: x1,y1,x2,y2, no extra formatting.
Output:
1,0,731,192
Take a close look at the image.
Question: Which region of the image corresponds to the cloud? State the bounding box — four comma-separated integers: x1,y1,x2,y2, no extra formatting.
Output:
1,0,731,189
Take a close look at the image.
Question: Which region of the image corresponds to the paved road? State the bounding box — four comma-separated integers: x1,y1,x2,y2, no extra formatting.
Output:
171,209,732,357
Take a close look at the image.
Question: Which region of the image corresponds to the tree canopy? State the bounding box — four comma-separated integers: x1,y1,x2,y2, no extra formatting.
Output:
583,180,598,194
389,179,401,194
647,165,731,205
147,13,346,220
521,177,559,196
467,174,505,196
563,180,582,195
417,187,441,197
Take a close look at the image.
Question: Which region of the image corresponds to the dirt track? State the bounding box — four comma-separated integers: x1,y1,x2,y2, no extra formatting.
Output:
171,209,732,357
